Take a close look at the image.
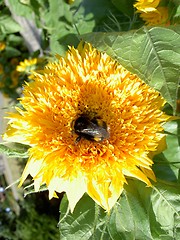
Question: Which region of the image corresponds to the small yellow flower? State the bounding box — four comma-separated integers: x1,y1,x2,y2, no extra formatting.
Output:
16,58,38,73
0,81,5,88
67,0,74,4
134,0,160,12
176,99,180,113
140,6,169,26
10,58,19,66
10,70,19,88
4,43,170,212
0,42,6,51
0,64,3,74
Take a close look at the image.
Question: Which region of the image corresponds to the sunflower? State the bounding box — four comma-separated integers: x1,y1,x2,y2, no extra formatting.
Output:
10,70,19,88
0,63,3,75
134,0,160,13
3,42,170,212
140,6,169,26
0,42,6,51
16,58,38,73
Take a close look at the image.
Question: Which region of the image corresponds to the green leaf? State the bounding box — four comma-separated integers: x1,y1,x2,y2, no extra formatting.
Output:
7,34,24,46
108,192,137,240
109,181,154,240
152,181,180,237
23,183,48,197
82,26,180,112
20,0,30,4
8,0,33,18
169,0,180,23
0,142,29,158
0,14,21,34
109,179,180,240
153,153,179,183
153,120,180,182
174,5,180,18
4,46,21,57
163,120,180,165
59,194,110,240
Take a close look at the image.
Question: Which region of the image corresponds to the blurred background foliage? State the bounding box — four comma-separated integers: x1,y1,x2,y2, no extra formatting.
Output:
0,188,60,240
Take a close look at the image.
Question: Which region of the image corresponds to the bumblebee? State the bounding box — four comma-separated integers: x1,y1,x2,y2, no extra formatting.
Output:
73,116,110,143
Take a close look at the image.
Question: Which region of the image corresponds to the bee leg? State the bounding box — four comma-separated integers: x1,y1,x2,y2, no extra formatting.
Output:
75,136,82,144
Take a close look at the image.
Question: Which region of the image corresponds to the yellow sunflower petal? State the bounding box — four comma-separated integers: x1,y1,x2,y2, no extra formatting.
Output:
0,42,6,51
19,156,43,187
134,0,160,12
123,167,152,186
140,7,169,26
47,176,87,212
16,58,37,73
87,173,125,212
140,167,156,182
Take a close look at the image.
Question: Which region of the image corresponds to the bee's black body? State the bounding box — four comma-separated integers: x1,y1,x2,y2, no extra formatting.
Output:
74,116,109,143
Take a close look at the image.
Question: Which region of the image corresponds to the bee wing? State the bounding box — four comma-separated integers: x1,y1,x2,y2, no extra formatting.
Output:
81,122,109,138
80,126,103,137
